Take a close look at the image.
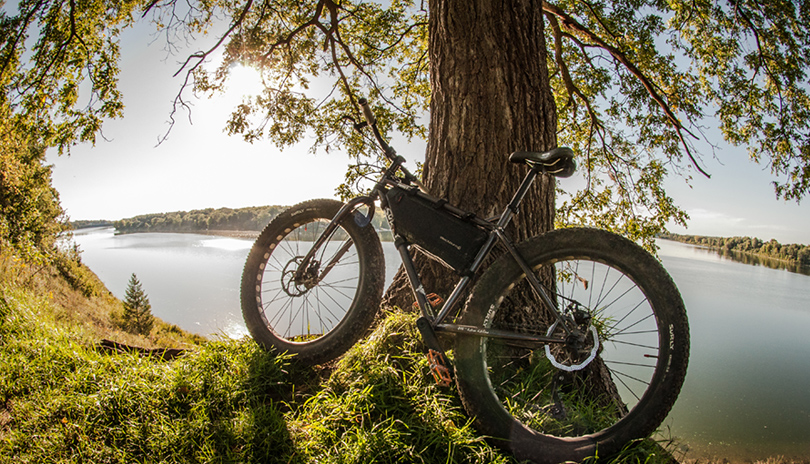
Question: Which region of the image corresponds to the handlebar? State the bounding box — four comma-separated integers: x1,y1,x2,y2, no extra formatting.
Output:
357,97,427,192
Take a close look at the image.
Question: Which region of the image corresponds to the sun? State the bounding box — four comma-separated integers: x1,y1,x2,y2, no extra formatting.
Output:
227,64,265,97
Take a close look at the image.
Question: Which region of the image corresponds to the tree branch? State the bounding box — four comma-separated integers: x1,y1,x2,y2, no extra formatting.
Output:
259,0,327,65
174,0,255,78
731,0,785,109
160,0,254,143
12,0,97,106
543,1,711,178
0,0,47,82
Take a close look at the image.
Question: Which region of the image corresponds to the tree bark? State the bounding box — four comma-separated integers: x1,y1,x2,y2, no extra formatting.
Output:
378,0,625,418
383,0,557,308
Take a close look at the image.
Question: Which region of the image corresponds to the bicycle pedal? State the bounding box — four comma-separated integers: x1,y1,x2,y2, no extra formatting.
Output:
427,349,452,387
426,293,444,308
412,293,445,310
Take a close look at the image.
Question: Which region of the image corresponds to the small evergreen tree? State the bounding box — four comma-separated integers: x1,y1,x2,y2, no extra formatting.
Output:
122,273,154,335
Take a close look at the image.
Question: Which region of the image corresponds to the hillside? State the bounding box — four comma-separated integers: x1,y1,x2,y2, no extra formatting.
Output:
0,248,205,350
0,248,513,462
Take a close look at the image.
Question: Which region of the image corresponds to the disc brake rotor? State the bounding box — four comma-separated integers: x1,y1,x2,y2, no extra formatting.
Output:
544,321,600,372
281,257,319,296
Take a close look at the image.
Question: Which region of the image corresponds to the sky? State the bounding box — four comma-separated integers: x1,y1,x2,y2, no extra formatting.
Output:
46,19,810,246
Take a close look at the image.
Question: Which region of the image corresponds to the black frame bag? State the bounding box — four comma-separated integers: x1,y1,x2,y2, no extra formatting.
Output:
385,185,488,274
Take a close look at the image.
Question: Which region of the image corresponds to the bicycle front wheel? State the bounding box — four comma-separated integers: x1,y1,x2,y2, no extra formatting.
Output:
240,199,385,365
454,228,689,464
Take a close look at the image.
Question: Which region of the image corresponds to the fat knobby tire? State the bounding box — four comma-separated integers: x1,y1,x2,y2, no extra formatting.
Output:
240,199,385,365
454,227,689,464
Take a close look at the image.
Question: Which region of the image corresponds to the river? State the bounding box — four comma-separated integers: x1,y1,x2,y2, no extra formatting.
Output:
71,227,810,461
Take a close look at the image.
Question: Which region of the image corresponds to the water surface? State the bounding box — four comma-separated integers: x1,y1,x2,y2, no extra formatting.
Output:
656,240,810,460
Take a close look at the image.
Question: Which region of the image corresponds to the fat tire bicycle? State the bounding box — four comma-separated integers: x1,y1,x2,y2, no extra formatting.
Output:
241,99,689,463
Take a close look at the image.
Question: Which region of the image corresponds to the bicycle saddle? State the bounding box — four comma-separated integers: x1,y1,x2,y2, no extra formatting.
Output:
509,147,576,178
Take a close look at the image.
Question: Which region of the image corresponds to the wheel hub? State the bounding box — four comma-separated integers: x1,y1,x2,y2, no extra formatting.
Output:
281,257,320,296
544,304,600,372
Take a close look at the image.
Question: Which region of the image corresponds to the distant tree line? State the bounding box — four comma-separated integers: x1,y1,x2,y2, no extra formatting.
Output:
111,205,392,237
71,220,114,229
112,206,288,234
660,233,810,266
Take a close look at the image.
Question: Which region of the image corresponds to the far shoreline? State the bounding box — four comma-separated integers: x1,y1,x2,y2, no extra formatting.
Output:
79,227,262,240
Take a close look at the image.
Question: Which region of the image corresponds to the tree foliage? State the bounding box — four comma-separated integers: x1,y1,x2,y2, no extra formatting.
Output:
2,0,810,248
112,205,287,233
109,204,393,235
0,109,66,257
662,232,810,265
137,0,810,247
546,0,810,245
0,0,138,256
0,0,136,152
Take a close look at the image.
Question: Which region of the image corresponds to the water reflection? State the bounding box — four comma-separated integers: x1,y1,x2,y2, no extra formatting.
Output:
659,238,810,276
70,227,401,338
657,239,810,461
712,248,810,276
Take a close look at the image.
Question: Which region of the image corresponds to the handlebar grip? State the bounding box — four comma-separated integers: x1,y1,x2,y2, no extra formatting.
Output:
358,98,377,125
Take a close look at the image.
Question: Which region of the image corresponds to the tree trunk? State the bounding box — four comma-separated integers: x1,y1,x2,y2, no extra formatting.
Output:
380,0,624,417
383,0,557,308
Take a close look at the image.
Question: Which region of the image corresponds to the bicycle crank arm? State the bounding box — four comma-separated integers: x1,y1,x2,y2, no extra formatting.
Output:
416,317,446,353
416,317,454,386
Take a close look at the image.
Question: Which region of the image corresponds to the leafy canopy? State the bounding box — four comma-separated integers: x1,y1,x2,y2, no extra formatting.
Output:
145,0,810,244
0,0,140,255
3,0,810,245
0,108,65,257
0,0,139,152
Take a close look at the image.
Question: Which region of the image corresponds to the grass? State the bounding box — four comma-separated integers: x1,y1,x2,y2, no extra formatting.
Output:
2,249,801,464
0,284,293,462
0,277,681,464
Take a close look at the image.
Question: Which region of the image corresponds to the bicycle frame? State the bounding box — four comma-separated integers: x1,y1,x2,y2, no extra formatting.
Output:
380,167,572,344
297,99,573,353
299,159,571,352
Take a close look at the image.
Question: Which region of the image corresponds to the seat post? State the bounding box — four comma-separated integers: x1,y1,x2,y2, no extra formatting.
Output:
498,168,539,229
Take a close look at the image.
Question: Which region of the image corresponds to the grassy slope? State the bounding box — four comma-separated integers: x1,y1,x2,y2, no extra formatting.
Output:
0,266,512,464
1,251,802,464
0,250,205,350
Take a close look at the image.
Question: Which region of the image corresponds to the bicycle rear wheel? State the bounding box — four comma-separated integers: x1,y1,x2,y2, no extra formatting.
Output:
454,228,689,463
240,199,384,365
